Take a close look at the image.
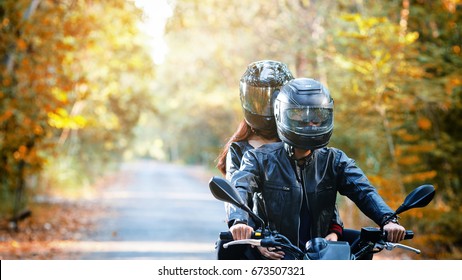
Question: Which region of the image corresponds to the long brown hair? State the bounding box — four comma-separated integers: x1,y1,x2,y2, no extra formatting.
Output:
216,120,253,176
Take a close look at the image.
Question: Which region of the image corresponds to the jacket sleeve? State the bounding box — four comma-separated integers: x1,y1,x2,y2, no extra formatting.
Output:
226,150,261,228
328,204,344,237
335,149,394,226
224,143,246,227
225,142,244,181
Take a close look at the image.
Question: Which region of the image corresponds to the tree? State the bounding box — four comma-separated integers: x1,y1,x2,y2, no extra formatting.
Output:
403,0,462,258
0,0,156,222
150,0,461,257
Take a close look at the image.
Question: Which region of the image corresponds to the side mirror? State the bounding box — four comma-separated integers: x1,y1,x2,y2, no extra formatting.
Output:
395,184,435,215
208,176,266,229
208,176,246,207
382,184,435,226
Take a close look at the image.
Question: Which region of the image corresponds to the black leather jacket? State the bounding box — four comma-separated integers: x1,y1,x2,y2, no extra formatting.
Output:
229,142,394,246
225,141,343,238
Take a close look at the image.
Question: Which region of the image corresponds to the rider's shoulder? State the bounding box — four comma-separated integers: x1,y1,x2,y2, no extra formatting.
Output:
252,142,284,154
230,141,253,154
316,146,348,156
315,147,353,161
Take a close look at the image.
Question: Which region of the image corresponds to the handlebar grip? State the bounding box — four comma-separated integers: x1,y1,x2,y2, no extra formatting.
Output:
220,231,233,240
219,231,263,240
404,230,414,240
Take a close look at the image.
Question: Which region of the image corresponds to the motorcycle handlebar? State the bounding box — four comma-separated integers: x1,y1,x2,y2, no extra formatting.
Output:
383,229,414,241
220,229,419,259
404,230,414,240
222,229,414,241
220,231,263,241
219,231,234,240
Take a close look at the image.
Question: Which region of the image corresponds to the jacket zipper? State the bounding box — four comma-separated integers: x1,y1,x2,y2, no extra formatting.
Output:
295,162,304,248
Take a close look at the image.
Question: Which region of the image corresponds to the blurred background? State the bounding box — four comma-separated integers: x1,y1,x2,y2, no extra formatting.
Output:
0,0,461,259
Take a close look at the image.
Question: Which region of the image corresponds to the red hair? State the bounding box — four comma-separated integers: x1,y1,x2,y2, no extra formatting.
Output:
215,120,253,176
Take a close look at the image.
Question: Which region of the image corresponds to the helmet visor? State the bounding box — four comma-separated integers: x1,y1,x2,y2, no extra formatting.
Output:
240,83,279,117
279,102,333,136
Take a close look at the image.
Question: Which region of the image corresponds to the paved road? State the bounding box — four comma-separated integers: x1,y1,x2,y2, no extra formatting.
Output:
77,160,228,260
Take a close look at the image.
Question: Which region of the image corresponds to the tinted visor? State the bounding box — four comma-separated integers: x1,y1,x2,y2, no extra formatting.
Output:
280,102,333,136
240,84,279,117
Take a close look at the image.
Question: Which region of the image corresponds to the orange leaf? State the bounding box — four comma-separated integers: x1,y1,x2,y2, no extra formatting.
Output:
417,117,432,130
17,39,27,51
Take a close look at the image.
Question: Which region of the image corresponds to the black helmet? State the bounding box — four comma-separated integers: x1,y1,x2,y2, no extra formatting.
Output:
274,78,334,150
240,60,294,132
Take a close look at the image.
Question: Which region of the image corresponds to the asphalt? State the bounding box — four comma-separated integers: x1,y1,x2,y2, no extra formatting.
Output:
79,160,228,260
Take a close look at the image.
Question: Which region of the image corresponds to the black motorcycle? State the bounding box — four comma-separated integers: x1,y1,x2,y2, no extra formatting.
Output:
209,176,435,260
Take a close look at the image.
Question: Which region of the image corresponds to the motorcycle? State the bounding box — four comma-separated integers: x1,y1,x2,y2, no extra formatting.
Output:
209,176,435,260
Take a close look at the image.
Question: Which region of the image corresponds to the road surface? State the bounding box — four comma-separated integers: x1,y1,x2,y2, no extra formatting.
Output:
77,160,228,260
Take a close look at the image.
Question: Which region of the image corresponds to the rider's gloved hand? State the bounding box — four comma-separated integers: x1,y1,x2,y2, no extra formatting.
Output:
383,222,406,243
